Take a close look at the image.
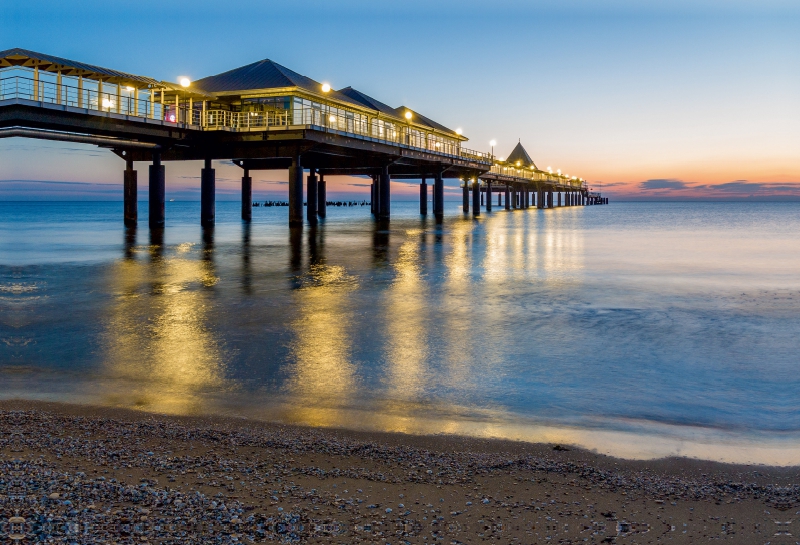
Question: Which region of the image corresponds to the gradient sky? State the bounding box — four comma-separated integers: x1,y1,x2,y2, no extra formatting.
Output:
2,0,798,201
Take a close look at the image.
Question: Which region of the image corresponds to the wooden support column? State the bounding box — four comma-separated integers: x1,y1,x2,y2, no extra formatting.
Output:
504,183,510,210
472,179,480,217
56,71,62,105
201,158,215,226
124,159,137,226
289,156,304,226
78,76,83,108
116,84,121,114
462,180,469,213
420,177,428,215
486,181,492,211
241,168,252,221
318,174,327,218
307,169,318,224
149,152,165,228
33,66,39,101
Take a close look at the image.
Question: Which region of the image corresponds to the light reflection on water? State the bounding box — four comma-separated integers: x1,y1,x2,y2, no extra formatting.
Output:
1,201,800,464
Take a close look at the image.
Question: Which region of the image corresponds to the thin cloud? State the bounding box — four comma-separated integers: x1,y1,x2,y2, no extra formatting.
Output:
640,179,688,190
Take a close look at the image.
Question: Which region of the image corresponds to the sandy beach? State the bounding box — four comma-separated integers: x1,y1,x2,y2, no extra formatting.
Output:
0,401,795,543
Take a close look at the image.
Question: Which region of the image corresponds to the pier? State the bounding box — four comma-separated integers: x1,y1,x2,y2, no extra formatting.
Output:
0,48,607,228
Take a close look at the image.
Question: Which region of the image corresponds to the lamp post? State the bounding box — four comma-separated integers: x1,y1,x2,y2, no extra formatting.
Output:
489,139,496,163
179,77,190,124
321,82,331,130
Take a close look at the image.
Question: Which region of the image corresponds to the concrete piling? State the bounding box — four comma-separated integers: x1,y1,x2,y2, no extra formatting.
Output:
241,168,252,221
124,159,137,227
148,152,165,228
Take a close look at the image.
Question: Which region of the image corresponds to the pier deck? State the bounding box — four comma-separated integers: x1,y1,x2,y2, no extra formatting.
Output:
0,48,606,227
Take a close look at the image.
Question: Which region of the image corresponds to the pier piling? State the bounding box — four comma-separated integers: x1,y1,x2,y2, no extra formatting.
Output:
434,172,444,220
241,168,252,221
318,175,326,218
201,158,215,227
289,156,303,226
306,169,318,224
123,159,137,227
472,179,480,216
420,177,428,215
379,166,391,220
148,152,165,228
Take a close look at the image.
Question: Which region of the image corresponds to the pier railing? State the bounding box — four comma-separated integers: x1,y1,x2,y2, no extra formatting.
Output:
487,164,587,189
202,107,492,163
0,74,180,122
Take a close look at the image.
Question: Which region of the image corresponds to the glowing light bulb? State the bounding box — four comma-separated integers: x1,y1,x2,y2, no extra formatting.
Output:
329,115,336,123
489,139,496,147
455,128,463,135
179,77,190,88
321,83,331,93
404,111,412,120
125,86,135,92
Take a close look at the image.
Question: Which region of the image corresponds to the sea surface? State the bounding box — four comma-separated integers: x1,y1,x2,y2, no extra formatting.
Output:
1,200,798,464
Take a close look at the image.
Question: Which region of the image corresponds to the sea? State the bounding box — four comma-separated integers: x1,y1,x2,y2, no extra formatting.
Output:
1,200,798,465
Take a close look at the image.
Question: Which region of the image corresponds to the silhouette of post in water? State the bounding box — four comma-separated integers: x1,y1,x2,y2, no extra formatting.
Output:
462,180,469,213
124,159,137,226
486,181,492,211
201,158,215,226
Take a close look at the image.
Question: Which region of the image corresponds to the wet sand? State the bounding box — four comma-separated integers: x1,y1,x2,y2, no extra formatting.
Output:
1,400,797,543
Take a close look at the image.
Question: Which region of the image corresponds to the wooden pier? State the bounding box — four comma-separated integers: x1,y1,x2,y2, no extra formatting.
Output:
0,48,607,228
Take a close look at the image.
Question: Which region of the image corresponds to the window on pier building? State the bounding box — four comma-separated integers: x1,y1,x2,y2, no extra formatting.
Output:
291,97,369,135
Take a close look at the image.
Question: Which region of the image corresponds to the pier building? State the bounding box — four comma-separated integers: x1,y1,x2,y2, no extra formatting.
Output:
0,48,606,228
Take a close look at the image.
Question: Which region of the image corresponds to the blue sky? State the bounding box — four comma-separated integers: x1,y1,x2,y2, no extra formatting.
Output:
2,0,798,200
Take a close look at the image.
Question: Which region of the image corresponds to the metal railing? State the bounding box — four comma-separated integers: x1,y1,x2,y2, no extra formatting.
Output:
488,164,587,189
0,74,497,164
0,74,202,125
203,105,489,163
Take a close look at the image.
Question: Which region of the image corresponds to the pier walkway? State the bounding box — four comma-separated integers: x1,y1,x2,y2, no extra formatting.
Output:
0,48,607,228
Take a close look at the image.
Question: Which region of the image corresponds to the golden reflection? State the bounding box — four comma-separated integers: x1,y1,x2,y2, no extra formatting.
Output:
99,238,226,415
285,229,358,427
381,228,429,426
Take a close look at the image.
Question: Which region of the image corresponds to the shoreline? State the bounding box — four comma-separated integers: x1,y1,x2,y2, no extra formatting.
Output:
1,400,795,543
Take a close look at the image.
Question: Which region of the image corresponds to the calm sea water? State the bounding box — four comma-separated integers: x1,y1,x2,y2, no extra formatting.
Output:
1,200,799,464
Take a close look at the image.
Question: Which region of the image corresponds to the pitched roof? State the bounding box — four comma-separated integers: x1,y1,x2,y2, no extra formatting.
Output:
0,48,159,87
395,106,459,136
505,142,537,169
193,59,360,106
337,87,397,116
